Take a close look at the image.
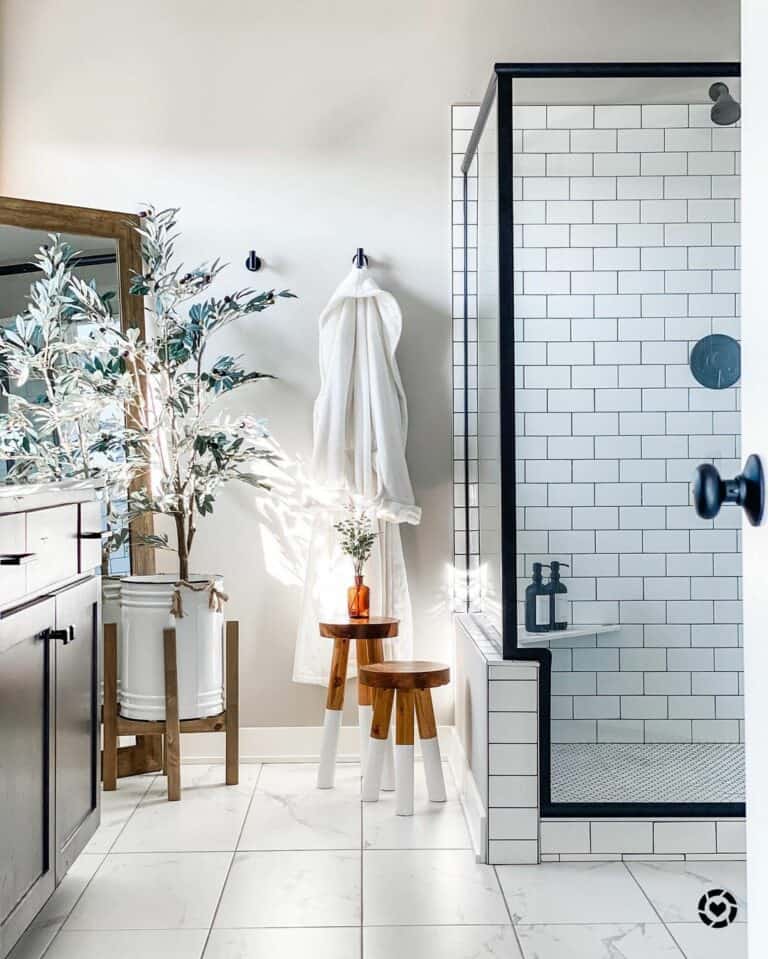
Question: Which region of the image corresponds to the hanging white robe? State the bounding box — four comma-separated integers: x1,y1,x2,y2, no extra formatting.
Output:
293,267,420,685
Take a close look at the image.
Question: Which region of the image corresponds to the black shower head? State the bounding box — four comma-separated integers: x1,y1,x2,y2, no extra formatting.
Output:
709,82,741,126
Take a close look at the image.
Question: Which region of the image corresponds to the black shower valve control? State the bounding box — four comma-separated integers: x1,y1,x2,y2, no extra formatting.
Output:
693,454,765,527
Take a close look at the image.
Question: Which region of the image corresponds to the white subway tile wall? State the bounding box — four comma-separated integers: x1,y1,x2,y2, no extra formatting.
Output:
453,102,742,747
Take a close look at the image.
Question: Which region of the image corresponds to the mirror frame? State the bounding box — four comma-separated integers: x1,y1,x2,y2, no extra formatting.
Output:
0,195,155,574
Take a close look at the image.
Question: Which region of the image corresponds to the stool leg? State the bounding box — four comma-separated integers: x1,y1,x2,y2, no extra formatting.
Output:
356,639,372,773
163,628,181,802
318,637,349,789
368,638,395,791
225,621,239,786
362,688,394,802
102,623,118,791
395,690,415,816
415,689,446,803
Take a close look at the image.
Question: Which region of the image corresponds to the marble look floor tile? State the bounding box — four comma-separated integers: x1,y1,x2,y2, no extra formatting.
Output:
364,925,522,958
84,776,156,854
363,797,471,849
204,928,361,958
363,850,509,926
666,921,747,958
113,765,261,852
45,930,208,959
64,852,231,930
239,764,361,850
496,863,657,925
214,851,361,928
626,860,747,924
516,923,684,959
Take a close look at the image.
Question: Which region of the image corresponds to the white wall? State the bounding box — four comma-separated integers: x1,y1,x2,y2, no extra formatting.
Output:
0,0,739,726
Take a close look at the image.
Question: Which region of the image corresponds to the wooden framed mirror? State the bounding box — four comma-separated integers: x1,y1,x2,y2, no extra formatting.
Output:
0,196,155,574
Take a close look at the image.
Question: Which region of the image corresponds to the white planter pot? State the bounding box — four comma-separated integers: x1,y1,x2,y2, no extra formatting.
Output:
100,575,122,705
119,574,225,721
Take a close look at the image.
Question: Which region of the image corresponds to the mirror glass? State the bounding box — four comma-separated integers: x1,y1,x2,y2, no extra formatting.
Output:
0,225,129,574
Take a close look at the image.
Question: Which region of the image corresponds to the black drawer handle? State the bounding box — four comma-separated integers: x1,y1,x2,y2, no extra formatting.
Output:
0,553,38,566
38,626,75,645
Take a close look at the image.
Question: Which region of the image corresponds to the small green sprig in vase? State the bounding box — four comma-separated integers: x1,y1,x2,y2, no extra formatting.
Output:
334,506,378,619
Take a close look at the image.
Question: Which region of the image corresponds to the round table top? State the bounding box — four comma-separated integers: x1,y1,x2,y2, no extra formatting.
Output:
319,617,399,640
359,660,450,690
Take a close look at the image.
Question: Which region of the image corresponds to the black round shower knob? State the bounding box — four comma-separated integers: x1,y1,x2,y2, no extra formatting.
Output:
693,455,765,527
245,251,263,272
690,334,740,390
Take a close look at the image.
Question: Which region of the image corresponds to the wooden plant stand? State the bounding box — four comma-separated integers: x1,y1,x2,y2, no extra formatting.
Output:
102,621,239,801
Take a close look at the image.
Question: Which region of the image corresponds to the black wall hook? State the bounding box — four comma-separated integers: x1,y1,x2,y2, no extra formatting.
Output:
245,251,263,272
352,247,368,268
693,454,765,526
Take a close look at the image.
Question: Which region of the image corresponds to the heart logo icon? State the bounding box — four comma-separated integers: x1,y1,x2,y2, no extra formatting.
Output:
697,889,738,929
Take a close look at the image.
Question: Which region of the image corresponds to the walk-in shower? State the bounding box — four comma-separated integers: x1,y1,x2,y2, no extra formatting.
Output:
457,62,743,823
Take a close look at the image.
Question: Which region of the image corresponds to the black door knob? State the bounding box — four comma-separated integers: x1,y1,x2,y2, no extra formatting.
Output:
693,454,765,526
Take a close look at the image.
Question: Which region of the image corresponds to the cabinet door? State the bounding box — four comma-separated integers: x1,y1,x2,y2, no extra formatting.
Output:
0,596,56,959
54,576,100,879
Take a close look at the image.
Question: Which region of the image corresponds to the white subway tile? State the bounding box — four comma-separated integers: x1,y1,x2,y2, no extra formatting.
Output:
654,821,716,854
547,294,594,317
571,176,616,200
717,821,746,854
571,224,618,247
641,246,687,270
489,807,538,840
716,696,744,719
597,575,643,597
712,222,740,244
618,223,664,246
645,720,692,743
664,175,712,199
665,223,711,246
712,127,740,151
594,200,641,223
514,153,546,176
715,647,744,670
572,366,618,391
547,247,593,270
597,671,643,695
618,128,664,152
641,340,689,363
547,153,594,176
619,411,666,435
552,719,597,742
573,412,619,436
668,696,715,719
515,294,547,318
489,743,537,775
571,550,619,574
514,200,546,224
574,317,618,342
573,695,620,719
523,176,570,200
513,105,546,128
643,104,688,128
547,437,595,460
548,104,594,128
592,821,653,854
489,840,539,865
617,176,664,200
621,694,667,717
594,153,640,176
549,482,594,506
713,269,739,292
596,529,642,552
666,128,712,152
597,719,644,742
524,271,570,295
525,459,571,483
594,247,640,270
595,389,641,412
620,553,665,576
595,293,641,316
595,341,640,365
540,820,591,855
619,270,664,294
692,719,740,743
547,341,595,364
523,223,571,246
644,577,691,600
490,712,538,743
642,152,688,176
689,198,735,222
547,199,594,223
595,105,641,128
489,775,538,807
572,128,619,152
689,150,735,175
619,364,665,388
523,129,569,153
689,292,736,315
665,269,712,293
644,671,691,695
641,198,688,222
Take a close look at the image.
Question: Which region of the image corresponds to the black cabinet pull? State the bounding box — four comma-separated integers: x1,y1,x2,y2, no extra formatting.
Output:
37,626,75,645
693,453,764,526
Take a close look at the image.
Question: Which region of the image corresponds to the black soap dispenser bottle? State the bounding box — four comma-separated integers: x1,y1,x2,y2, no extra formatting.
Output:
548,561,570,631
525,562,551,633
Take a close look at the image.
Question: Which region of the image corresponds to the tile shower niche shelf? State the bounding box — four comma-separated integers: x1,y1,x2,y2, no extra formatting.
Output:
517,624,619,646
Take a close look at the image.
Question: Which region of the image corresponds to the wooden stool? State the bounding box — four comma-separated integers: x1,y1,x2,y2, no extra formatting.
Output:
102,621,239,801
360,661,449,816
317,617,398,790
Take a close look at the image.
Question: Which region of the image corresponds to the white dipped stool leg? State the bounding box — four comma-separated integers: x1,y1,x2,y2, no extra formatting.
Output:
381,734,395,791
416,689,446,802
395,690,416,816
358,703,372,773
317,637,350,789
317,708,342,789
361,688,394,802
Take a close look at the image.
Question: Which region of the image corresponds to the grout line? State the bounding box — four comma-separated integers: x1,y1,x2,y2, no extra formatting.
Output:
622,860,688,957
198,763,264,957
492,865,527,954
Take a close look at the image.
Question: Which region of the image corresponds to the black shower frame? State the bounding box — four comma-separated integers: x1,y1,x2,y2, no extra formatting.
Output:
475,61,744,819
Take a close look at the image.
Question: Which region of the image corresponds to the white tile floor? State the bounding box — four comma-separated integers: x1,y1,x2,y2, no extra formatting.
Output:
10,762,747,959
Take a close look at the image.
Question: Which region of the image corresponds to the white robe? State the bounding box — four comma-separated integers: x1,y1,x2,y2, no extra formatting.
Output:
293,267,420,685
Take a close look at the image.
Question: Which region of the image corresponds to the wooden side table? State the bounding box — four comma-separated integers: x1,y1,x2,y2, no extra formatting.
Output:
317,617,398,789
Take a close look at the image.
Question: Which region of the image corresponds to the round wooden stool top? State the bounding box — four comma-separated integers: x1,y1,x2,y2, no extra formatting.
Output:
359,661,450,691
319,617,399,640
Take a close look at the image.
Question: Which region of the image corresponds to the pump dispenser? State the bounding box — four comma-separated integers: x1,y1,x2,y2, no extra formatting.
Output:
525,562,551,633
548,561,570,631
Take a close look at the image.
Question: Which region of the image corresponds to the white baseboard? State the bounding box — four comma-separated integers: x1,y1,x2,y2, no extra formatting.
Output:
177,724,453,765
445,726,488,863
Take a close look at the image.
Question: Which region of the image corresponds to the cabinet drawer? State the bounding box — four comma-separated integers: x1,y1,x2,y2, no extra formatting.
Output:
0,513,28,606
78,501,104,573
26,506,79,593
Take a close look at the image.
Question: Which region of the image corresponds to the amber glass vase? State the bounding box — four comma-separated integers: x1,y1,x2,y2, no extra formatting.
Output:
347,575,370,619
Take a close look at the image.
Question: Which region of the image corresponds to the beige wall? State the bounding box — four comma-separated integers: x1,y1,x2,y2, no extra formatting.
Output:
0,0,739,726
